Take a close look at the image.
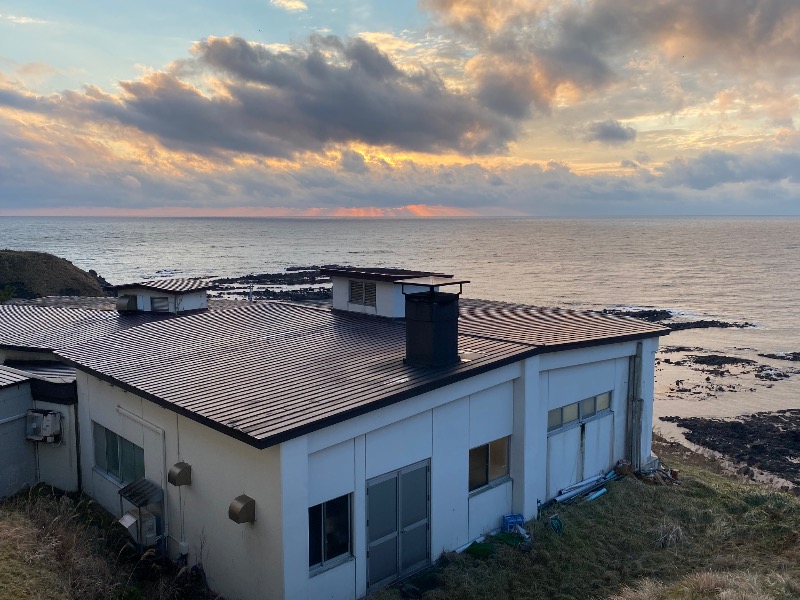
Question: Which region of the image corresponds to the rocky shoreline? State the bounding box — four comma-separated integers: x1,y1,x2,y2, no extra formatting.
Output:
661,410,800,490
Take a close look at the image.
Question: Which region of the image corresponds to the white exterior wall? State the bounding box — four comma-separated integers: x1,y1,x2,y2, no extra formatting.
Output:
329,277,432,318
75,372,286,600
0,381,35,497
125,288,207,313
66,334,661,600
32,400,78,492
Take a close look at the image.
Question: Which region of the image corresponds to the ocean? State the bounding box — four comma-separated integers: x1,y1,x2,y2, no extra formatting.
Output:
2,215,799,428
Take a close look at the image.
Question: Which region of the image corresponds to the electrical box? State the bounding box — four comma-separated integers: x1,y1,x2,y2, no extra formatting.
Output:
120,509,158,547
26,410,62,443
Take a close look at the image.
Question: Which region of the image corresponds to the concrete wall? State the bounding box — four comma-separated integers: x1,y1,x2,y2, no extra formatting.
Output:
126,289,207,313
32,400,78,492
0,381,35,498
75,371,286,600
330,277,431,318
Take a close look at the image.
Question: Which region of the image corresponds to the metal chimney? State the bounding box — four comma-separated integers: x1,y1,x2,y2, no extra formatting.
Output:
397,276,470,368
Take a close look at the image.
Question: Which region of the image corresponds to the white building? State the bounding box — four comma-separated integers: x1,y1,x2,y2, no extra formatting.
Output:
0,268,669,600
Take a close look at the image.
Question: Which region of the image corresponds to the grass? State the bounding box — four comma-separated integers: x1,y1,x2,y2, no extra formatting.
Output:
0,486,217,600
374,440,800,600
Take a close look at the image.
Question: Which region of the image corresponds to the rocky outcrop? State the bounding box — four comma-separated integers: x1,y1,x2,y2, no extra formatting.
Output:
0,250,107,300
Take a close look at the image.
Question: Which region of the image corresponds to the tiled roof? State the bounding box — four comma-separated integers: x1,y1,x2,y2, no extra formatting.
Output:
0,366,30,389
0,305,177,351
3,361,77,382
113,278,214,293
56,299,668,449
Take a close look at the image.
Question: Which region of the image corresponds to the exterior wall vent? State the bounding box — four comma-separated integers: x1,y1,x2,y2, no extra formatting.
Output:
116,295,137,312
229,494,256,524
398,276,470,368
168,462,192,486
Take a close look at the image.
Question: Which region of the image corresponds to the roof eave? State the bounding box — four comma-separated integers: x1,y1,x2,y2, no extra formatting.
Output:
56,328,667,450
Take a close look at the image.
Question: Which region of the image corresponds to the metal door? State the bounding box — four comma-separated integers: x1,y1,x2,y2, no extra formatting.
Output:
367,460,430,590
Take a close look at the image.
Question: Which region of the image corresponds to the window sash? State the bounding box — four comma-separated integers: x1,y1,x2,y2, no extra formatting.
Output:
469,437,510,492
93,423,144,484
548,391,613,433
150,297,169,312
309,494,351,569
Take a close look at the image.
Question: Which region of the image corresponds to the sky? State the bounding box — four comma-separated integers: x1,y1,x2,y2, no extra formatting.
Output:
1,0,799,217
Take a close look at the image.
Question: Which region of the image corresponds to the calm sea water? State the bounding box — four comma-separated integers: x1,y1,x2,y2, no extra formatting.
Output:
2,216,799,357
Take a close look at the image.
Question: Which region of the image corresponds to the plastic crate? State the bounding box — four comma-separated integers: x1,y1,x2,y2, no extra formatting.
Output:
502,513,524,533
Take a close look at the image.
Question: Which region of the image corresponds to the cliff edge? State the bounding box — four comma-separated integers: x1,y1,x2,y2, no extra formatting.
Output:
0,250,107,300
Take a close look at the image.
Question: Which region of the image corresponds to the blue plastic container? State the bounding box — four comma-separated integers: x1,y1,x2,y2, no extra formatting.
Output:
502,513,524,533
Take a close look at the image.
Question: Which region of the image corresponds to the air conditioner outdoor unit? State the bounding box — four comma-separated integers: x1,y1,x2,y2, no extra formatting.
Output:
26,410,62,443
119,508,158,547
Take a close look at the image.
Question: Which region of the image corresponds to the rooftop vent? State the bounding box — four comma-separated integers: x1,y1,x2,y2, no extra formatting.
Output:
116,295,137,313
398,276,469,368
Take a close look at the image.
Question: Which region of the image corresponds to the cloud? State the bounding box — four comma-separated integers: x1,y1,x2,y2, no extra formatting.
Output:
270,0,308,12
0,14,48,25
658,150,800,190
422,0,800,118
581,119,636,145
0,35,516,158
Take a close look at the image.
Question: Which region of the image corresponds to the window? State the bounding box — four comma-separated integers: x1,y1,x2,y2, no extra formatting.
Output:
548,391,613,432
150,297,169,312
93,422,144,484
348,280,376,307
309,494,351,570
469,437,510,492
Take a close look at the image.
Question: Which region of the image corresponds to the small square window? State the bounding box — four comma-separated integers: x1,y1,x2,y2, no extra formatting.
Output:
547,408,561,431
562,402,579,424
469,436,510,492
468,445,488,492
348,281,377,307
150,297,169,312
93,422,144,484
581,397,596,418
488,437,509,481
309,494,351,569
596,392,611,412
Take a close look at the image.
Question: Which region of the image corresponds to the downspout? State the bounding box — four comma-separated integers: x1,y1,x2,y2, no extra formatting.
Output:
74,404,82,494
626,342,643,470
116,406,169,548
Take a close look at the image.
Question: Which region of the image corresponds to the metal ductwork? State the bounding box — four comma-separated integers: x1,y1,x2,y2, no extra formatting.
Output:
116,295,137,312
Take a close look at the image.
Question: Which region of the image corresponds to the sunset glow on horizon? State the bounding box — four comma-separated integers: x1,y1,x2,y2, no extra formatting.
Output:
2,1,799,216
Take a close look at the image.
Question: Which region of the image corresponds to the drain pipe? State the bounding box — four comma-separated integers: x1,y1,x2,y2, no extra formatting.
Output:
626,342,644,470
116,406,169,548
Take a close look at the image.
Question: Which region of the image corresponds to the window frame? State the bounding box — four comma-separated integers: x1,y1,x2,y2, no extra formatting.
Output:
150,296,170,312
547,391,613,434
348,280,377,307
92,422,145,485
468,436,511,494
308,493,353,574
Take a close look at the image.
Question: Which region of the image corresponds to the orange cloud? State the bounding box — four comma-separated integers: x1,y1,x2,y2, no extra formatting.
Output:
0,204,480,218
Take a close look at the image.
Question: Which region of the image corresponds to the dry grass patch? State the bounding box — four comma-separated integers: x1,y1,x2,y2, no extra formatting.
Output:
0,489,123,599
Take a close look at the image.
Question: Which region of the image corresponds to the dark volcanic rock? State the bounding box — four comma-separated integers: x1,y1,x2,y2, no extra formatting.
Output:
662,410,800,486
603,308,754,330
688,355,756,367
759,352,800,362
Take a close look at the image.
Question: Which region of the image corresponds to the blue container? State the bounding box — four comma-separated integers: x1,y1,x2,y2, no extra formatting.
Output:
502,513,524,533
